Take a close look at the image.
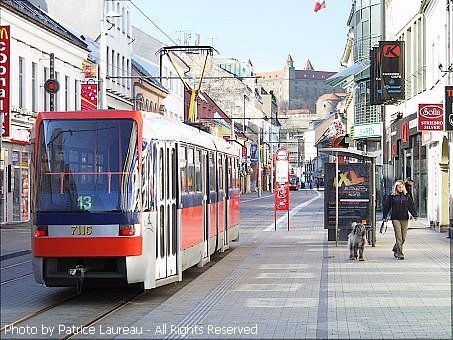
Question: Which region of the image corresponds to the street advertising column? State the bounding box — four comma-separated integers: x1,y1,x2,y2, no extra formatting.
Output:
274,148,290,231
324,163,371,240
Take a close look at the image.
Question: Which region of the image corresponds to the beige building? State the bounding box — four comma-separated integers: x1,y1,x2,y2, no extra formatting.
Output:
256,55,342,114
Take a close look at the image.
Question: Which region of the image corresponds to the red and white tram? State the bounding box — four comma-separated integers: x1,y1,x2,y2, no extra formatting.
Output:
32,110,241,289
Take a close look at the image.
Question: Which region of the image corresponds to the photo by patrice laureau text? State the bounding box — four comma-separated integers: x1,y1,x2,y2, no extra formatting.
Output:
3,323,259,337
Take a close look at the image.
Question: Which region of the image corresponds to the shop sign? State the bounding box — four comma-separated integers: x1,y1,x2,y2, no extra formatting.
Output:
418,104,444,131
81,83,98,110
445,86,453,131
352,123,382,139
250,143,258,163
379,41,405,102
0,26,10,137
82,60,97,80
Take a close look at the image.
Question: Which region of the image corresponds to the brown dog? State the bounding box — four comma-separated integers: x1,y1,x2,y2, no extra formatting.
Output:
348,222,366,261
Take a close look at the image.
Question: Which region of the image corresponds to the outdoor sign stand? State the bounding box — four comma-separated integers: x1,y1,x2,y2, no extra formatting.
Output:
274,148,290,231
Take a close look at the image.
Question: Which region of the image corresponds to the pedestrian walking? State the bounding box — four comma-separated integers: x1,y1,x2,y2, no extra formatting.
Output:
382,179,418,260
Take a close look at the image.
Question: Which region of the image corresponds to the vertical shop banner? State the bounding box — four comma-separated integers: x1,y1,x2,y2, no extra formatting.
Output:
274,148,290,211
379,41,405,103
418,104,444,131
324,163,371,230
81,83,98,110
445,86,453,131
0,26,10,137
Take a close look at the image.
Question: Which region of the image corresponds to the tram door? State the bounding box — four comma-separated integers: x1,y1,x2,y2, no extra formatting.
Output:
156,142,177,280
218,154,228,246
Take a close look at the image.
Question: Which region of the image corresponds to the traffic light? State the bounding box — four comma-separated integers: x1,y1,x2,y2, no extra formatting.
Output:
44,79,60,94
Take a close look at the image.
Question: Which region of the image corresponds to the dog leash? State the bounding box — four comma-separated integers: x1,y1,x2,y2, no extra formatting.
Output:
379,220,387,234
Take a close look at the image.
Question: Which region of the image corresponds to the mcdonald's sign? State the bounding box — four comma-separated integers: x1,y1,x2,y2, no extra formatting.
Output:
0,26,10,137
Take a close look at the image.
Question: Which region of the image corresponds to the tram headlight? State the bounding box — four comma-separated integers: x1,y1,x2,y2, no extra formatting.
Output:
35,225,48,237
119,224,135,236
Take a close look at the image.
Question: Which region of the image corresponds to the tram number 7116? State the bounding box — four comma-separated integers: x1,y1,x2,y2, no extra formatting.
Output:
71,225,93,236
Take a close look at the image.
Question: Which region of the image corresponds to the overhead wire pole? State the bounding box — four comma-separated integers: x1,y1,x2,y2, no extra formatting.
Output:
158,46,217,123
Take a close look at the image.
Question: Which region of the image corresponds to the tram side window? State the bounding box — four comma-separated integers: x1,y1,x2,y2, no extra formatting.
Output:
209,152,215,192
179,146,187,193
141,146,154,211
159,148,164,200
232,158,236,189
187,148,194,192
194,149,201,192
227,157,232,191
218,155,224,191
235,158,240,188
171,148,176,199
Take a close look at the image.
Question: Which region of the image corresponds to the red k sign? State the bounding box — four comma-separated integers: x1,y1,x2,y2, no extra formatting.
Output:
0,26,10,137
382,44,401,58
418,104,444,131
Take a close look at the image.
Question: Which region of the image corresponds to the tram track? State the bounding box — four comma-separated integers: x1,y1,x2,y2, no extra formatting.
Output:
0,249,232,339
0,293,78,333
1,272,33,285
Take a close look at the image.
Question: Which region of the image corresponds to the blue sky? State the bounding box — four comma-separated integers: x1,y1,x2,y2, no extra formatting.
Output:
131,0,351,73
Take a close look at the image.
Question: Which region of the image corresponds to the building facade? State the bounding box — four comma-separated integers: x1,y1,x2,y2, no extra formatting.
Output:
384,0,452,228
0,0,89,223
41,0,133,109
256,55,342,114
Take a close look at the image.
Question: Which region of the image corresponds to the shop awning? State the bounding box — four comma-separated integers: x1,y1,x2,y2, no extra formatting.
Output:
326,62,368,87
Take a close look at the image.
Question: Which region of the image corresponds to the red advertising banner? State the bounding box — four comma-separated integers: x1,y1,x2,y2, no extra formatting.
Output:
274,148,290,231
418,103,444,131
0,26,11,137
275,182,289,210
81,83,98,110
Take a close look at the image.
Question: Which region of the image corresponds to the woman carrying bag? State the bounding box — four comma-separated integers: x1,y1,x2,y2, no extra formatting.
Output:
382,179,418,260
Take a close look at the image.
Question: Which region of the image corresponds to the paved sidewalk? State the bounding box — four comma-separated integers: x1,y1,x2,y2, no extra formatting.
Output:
126,216,451,339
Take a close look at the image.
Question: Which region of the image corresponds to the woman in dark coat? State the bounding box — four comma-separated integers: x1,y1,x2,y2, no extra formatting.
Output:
383,179,417,260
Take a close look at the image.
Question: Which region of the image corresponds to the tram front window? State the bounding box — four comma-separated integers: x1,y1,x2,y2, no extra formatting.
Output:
36,119,138,213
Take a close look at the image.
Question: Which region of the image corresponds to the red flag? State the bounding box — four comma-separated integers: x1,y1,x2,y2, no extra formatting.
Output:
314,0,326,12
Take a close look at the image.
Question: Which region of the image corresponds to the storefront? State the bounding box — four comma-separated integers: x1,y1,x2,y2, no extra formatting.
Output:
389,112,427,218
0,127,32,224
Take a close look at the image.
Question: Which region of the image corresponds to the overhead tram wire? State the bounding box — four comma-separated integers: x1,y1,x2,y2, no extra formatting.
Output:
128,0,209,73
128,0,178,46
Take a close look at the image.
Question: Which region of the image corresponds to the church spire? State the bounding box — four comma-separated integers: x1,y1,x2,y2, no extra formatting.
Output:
304,59,314,71
286,54,294,69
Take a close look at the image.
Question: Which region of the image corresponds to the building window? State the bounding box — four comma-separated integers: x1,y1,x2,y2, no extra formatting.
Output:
32,62,37,112
117,53,120,85
54,71,59,110
127,59,130,89
19,57,24,108
107,46,110,76
74,79,79,110
127,10,131,37
122,56,125,87
65,76,70,111
121,7,125,33
111,49,115,82
44,67,49,111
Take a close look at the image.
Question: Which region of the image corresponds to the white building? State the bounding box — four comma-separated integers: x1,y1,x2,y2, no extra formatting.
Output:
41,0,133,109
0,0,89,223
132,27,185,121
384,0,453,230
